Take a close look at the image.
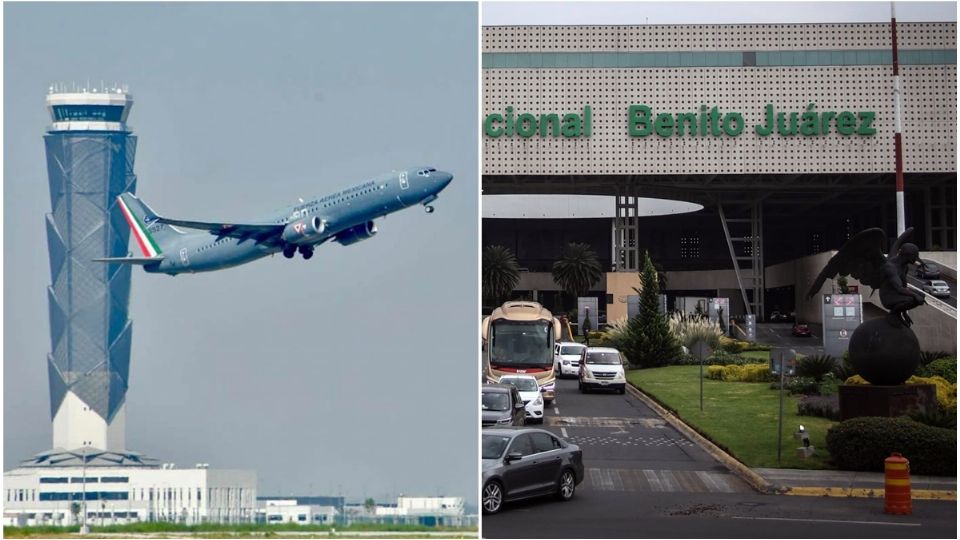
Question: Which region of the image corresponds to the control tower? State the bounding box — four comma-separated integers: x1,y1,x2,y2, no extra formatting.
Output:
43,85,137,452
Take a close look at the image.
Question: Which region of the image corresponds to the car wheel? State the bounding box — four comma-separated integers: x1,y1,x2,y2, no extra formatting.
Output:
482,481,504,514
618,386,626,395
556,469,576,501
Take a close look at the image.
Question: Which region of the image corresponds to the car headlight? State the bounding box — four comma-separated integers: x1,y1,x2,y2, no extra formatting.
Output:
533,396,543,406
562,360,569,366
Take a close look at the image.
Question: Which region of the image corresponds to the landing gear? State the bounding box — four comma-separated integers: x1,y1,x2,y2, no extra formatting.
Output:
282,245,296,259
298,245,314,260
424,205,435,213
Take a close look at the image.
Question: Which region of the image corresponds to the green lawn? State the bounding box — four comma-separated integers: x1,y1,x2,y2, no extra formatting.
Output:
628,366,837,469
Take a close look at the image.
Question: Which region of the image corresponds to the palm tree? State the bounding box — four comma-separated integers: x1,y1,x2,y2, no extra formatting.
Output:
552,243,603,312
483,245,520,307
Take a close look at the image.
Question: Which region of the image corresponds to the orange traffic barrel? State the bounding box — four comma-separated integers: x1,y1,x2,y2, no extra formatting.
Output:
884,453,911,515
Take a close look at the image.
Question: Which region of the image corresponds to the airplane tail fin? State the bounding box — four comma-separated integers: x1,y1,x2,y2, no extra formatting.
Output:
116,193,183,257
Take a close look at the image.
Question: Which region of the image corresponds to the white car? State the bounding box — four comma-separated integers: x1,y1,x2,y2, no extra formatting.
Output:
578,347,627,394
922,280,951,298
554,342,586,378
499,375,545,424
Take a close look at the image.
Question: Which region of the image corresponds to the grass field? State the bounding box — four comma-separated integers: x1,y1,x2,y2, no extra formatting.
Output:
627,366,837,469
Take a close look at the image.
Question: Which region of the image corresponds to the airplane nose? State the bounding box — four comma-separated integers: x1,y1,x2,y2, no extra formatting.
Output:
435,171,453,190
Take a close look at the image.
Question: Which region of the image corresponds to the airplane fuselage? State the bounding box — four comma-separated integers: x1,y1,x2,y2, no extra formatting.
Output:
145,167,451,275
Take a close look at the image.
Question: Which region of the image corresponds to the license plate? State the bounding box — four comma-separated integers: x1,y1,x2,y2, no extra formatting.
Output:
599,381,609,385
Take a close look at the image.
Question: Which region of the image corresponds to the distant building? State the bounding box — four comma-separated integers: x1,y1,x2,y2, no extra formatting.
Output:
255,499,339,525
3,453,255,527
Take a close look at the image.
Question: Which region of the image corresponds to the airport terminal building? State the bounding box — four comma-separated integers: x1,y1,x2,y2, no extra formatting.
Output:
482,22,956,351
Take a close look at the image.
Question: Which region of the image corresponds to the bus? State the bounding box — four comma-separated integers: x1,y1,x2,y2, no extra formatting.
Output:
481,301,561,405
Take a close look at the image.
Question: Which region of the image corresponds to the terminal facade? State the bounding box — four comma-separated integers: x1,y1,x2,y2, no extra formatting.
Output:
482,22,956,351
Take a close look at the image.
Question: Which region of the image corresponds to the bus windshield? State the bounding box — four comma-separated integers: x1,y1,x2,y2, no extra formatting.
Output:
489,320,553,368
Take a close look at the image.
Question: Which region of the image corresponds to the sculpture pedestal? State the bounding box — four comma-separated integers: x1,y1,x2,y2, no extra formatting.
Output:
838,384,937,421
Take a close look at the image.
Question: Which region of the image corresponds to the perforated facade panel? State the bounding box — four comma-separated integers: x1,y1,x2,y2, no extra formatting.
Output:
44,132,137,422
482,23,957,176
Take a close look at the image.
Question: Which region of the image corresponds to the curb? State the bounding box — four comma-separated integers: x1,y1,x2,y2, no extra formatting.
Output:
783,486,957,500
624,382,780,495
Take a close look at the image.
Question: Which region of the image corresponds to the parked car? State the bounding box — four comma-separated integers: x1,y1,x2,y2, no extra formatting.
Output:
769,310,789,322
481,427,584,514
922,280,951,298
482,384,526,428
554,342,586,378
578,347,627,394
916,262,941,279
499,374,545,424
792,323,812,337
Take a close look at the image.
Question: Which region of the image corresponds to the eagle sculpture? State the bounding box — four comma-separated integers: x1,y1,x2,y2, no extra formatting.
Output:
806,228,925,327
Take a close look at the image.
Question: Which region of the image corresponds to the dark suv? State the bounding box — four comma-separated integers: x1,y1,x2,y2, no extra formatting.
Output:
482,384,526,427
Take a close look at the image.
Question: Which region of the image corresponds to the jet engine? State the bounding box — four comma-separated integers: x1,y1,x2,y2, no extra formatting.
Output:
335,221,378,246
281,216,326,245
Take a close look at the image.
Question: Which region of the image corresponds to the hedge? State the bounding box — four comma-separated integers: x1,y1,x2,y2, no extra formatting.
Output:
705,363,773,382
825,416,956,475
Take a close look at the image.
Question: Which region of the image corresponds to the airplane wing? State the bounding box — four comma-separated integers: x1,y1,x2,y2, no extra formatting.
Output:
155,218,284,243
93,255,166,265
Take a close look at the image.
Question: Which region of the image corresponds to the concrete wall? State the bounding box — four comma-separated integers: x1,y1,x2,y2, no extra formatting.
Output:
920,251,957,280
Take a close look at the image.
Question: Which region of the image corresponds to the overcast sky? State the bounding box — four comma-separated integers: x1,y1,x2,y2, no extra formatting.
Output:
4,2,478,506
483,1,957,25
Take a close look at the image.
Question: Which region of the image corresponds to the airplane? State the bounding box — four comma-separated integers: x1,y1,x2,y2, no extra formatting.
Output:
95,166,453,275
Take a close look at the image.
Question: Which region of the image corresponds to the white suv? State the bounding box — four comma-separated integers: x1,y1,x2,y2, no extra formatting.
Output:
578,347,627,394
554,342,586,378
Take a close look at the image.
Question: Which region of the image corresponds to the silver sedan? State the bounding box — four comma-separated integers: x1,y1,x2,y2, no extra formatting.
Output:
481,427,584,514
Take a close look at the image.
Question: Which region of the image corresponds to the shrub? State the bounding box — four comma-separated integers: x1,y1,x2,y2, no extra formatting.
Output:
818,373,841,396
825,417,956,475
832,356,857,381
712,363,773,382
845,375,957,412
909,408,957,429
920,350,953,366
741,342,771,352
668,312,722,351
719,336,747,354
917,357,957,383
708,350,751,366
797,394,841,420
780,376,821,395
706,365,724,380
796,355,837,382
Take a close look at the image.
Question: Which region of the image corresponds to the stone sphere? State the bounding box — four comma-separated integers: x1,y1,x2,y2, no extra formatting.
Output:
848,318,921,385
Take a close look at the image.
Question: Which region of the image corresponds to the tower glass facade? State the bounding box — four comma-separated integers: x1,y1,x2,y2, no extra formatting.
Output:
44,91,136,450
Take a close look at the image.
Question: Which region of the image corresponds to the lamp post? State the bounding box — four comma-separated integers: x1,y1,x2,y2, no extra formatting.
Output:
79,446,89,535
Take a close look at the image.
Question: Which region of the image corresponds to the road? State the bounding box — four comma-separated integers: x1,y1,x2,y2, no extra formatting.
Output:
482,378,957,539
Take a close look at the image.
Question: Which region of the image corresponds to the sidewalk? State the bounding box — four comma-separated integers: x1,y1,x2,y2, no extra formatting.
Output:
754,467,957,500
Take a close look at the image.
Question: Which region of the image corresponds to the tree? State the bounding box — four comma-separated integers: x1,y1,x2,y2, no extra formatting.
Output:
482,245,520,307
552,242,602,312
364,498,376,513
621,251,681,368
837,275,850,294
70,502,81,525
